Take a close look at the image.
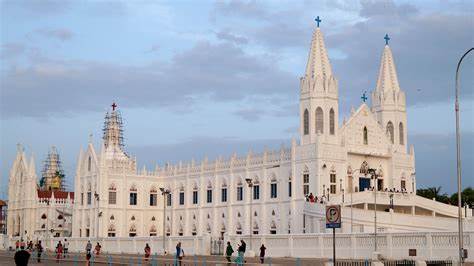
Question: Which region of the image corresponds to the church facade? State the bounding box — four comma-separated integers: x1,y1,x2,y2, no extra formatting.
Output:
71,24,417,239
7,146,74,241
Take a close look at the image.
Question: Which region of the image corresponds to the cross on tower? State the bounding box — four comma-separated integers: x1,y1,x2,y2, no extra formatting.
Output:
111,102,117,111
361,91,368,102
315,16,321,28
384,34,390,45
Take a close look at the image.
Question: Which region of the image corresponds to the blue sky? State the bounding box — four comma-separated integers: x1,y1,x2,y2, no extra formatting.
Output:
1,0,473,198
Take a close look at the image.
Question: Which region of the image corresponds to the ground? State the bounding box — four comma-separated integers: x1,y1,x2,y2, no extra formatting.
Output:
0,250,325,265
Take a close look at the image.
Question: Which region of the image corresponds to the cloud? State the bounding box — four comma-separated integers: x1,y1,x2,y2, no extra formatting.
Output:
410,132,474,193
0,41,296,117
359,0,418,18
329,12,474,112
215,31,248,45
35,28,73,41
212,0,268,20
146,45,160,53
128,136,290,168
0,43,26,60
233,108,265,121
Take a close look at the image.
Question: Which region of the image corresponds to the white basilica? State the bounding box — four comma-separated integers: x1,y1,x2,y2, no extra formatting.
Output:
7,23,471,247
70,23,469,241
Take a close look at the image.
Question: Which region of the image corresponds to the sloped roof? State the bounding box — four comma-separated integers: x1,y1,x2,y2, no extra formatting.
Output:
37,190,74,199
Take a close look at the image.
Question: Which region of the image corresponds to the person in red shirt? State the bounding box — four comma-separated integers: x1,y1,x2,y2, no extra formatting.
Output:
144,243,151,262
55,241,63,263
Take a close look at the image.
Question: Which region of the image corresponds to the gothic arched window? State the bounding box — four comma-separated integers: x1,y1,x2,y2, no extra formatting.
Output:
386,121,394,144
303,109,309,135
109,184,117,205
363,126,368,145
399,122,404,145
315,107,324,134
329,108,335,135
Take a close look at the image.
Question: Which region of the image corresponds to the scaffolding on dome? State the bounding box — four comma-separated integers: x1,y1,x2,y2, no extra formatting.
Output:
102,108,126,152
40,146,66,191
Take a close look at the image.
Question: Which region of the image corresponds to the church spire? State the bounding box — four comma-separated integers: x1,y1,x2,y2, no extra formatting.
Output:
103,102,125,150
304,18,333,79
40,146,65,191
375,34,400,93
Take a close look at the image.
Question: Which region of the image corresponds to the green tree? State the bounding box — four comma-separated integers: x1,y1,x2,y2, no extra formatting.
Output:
450,187,474,207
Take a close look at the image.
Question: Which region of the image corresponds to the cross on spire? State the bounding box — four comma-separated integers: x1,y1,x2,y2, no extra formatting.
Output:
384,34,390,45
315,16,321,28
361,91,368,102
111,102,117,111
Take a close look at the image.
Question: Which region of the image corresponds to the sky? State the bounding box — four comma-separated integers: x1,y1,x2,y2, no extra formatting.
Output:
0,0,473,198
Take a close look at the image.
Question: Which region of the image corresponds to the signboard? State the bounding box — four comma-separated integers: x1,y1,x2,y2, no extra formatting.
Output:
409,249,417,256
326,205,341,228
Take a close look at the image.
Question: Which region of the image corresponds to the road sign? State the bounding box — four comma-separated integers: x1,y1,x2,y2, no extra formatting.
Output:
326,205,341,228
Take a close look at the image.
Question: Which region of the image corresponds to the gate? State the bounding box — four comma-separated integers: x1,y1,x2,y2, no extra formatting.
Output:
210,238,224,255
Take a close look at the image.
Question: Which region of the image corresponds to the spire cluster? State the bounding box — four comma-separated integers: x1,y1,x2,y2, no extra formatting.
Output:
40,146,65,191
103,107,125,150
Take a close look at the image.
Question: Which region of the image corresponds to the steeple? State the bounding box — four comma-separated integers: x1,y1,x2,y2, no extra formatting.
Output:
102,102,130,161
299,17,339,145
371,34,407,152
375,36,400,93
304,27,333,79
40,146,65,191
103,102,125,150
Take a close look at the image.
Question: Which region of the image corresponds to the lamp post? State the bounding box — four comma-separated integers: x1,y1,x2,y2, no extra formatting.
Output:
368,168,378,252
159,187,171,255
245,178,253,253
94,192,100,238
455,47,473,264
348,169,365,233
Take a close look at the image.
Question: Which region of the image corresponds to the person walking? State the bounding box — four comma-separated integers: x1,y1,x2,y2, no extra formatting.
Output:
63,238,69,258
234,240,246,265
95,242,101,256
55,241,63,263
86,240,92,255
14,246,30,266
86,240,92,264
225,241,234,265
259,244,266,264
144,243,151,263
175,242,184,266
35,240,43,263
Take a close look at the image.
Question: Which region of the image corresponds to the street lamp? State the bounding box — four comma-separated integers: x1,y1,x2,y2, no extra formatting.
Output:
94,192,100,238
347,168,366,233
245,178,253,253
455,47,473,264
368,168,379,252
159,187,171,255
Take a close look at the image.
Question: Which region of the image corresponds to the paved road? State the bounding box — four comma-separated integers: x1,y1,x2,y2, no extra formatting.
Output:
0,250,325,265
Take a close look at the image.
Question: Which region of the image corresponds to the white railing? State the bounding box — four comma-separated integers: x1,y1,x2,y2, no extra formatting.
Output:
226,231,473,261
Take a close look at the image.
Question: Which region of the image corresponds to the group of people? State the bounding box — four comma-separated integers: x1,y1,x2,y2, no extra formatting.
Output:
305,193,327,204
85,240,102,265
225,240,267,265
14,239,44,265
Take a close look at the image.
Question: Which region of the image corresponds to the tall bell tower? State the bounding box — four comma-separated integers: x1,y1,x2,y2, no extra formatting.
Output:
300,17,339,145
371,34,407,153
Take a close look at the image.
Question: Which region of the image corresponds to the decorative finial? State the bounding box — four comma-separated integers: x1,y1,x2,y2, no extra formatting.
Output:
111,102,117,111
361,91,368,102
315,16,321,28
384,34,390,45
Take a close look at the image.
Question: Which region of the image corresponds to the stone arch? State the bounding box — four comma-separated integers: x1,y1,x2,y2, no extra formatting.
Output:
386,121,394,144
303,109,309,135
